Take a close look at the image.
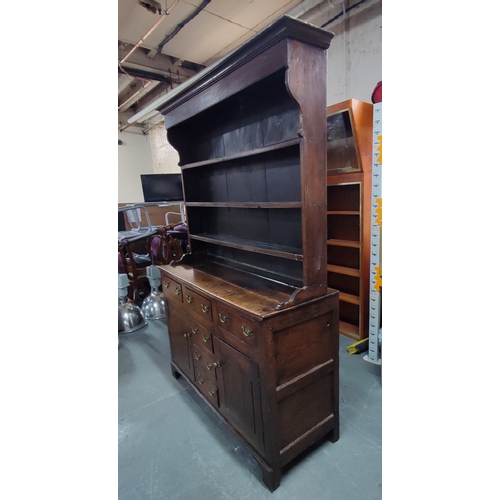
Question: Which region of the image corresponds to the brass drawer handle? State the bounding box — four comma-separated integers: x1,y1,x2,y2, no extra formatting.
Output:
218,313,228,323
191,326,199,335
183,333,191,339
208,389,216,397
213,361,221,368
197,376,204,385
205,362,213,371
163,281,170,288
174,287,181,295
186,295,193,303
201,304,209,313
242,325,253,337
202,334,210,344
194,352,201,361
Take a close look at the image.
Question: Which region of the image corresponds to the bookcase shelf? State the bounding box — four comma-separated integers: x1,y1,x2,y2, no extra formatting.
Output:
327,264,360,277
189,233,303,261
326,99,373,340
327,238,361,248
185,202,302,208
180,137,301,170
327,210,360,215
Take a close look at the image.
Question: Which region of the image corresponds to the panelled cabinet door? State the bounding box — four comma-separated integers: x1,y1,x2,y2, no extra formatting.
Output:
213,337,264,453
168,311,194,381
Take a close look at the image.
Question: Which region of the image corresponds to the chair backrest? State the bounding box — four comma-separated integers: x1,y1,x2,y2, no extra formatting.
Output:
125,206,142,229
155,233,184,265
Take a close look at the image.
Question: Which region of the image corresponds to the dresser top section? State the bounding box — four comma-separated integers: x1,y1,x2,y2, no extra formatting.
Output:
129,16,333,124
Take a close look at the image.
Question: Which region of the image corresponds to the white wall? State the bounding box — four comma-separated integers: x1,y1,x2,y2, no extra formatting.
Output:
118,125,153,203
325,0,382,105
148,122,181,174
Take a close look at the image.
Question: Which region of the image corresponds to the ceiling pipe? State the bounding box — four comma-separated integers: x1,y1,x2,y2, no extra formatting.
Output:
287,0,331,20
321,0,366,27
119,81,163,112
118,65,173,84
120,0,182,67
158,0,211,52
118,1,183,123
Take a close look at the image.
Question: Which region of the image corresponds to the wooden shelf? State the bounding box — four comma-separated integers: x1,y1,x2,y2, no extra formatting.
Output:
189,233,303,261
339,292,359,305
327,239,361,249
327,264,360,277
339,321,359,338
327,211,360,215
326,99,373,341
180,137,301,170
185,202,302,208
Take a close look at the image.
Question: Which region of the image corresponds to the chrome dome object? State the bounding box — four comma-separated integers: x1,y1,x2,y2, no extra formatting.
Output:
118,274,147,334
141,265,166,320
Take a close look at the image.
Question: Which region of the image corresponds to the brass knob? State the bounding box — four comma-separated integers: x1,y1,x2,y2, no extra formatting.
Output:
183,333,191,339
218,313,228,323
213,361,221,368
186,295,193,303
242,325,253,337
174,287,181,295
191,326,199,335
194,352,201,361
202,334,210,343
163,281,170,288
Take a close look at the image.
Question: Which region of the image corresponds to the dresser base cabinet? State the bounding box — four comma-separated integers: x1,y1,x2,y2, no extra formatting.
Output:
161,264,339,492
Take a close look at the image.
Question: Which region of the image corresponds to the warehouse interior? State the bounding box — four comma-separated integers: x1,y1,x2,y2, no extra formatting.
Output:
4,1,498,500
118,2,383,498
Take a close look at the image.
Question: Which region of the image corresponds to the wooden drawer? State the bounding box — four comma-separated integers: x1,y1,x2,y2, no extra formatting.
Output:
192,347,217,384
194,366,219,407
189,319,214,354
214,304,258,348
184,286,213,323
161,274,183,303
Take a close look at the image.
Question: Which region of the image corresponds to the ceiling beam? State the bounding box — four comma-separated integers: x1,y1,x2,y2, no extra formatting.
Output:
119,80,161,112
118,43,200,80
127,81,173,117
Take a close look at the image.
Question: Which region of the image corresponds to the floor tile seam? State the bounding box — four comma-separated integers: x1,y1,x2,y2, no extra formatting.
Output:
119,387,190,420
339,415,382,448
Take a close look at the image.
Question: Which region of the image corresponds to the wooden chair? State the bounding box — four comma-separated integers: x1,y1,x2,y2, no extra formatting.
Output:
155,231,184,265
118,231,155,303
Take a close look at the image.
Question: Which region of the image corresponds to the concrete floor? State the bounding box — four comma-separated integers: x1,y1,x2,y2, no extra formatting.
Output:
118,318,381,500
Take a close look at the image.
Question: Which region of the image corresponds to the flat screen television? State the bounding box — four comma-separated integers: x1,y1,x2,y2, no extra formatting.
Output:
141,173,184,202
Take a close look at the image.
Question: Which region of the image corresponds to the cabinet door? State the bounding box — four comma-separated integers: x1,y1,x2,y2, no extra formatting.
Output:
168,309,194,381
213,337,264,453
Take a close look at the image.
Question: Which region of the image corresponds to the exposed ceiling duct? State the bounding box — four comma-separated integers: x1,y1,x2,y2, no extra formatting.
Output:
118,0,351,131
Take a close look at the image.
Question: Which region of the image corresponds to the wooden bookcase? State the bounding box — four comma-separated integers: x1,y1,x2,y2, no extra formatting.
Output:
326,99,373,340
154,16,339,492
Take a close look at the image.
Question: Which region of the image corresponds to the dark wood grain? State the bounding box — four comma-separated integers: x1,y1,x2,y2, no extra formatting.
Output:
285,39,328,291
154,16,337,493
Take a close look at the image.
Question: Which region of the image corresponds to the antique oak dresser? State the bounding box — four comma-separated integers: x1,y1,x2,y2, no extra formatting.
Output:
154,16,339,491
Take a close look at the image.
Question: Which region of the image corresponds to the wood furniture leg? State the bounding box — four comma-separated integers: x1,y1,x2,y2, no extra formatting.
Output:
170,363,180,379
260,465,281,493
